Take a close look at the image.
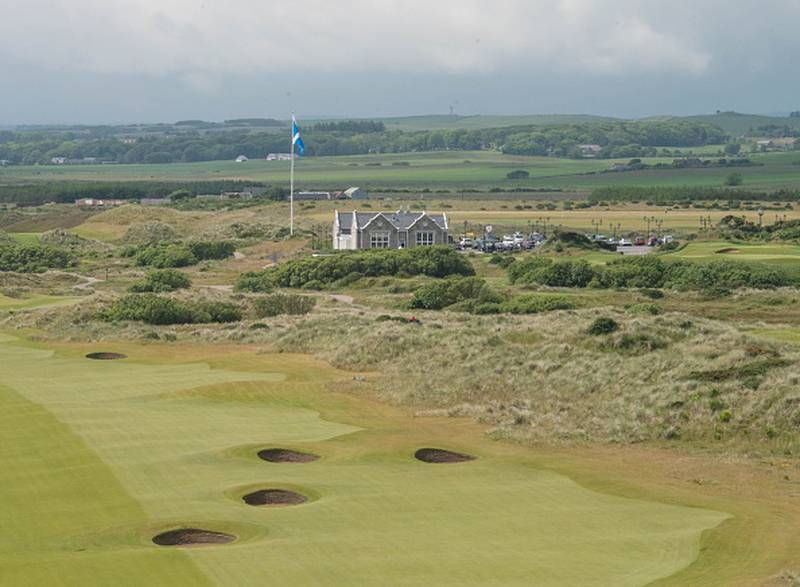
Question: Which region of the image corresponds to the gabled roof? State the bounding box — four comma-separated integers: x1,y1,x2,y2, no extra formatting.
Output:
336,210,448,232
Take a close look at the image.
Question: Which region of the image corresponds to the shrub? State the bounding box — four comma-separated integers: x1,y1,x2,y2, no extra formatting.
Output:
237,246,473,290
234,271,274,293
135,244,197,268
409,277,499,310
187,241,236,260
193,301,243,323
0,244,71,272
508,257,596,287
104,294,241,324
252,293,316,317
129,269,191,292
588,317,619,335
497,294,575,314
134,241,235,268
627,303,662,315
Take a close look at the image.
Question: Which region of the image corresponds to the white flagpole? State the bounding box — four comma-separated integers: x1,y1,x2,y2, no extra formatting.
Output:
289,115,295,236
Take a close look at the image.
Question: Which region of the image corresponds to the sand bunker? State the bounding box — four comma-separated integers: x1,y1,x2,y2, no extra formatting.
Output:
242,488,308,506
715,247,740,254
257,448,320,463
85,352,127,360
414,448,476,463
152,528,235,547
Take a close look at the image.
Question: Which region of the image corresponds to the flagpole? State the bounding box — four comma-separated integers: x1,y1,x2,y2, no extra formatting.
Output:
289,114,295,236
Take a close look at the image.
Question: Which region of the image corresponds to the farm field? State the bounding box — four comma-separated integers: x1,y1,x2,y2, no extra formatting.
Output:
3,150,800,192
0,333,765,587
304,200,799,234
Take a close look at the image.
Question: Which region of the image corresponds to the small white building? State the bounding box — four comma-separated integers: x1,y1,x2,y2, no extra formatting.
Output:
235,155,249,163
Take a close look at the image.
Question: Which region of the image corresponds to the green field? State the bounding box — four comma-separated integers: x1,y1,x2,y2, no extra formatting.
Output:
0,333,733,586
0,293,81,310
4,149,800,192
9,232,41,245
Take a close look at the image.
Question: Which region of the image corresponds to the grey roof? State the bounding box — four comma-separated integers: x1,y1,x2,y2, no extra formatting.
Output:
337,210,447,231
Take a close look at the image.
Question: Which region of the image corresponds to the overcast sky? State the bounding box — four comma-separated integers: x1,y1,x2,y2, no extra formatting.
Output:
1,0,798,124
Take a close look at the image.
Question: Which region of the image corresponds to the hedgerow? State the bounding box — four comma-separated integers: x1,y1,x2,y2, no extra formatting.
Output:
509,255,793,291
129,269,191,293
103,294,241,324
235,246,473,291
133,241,235,268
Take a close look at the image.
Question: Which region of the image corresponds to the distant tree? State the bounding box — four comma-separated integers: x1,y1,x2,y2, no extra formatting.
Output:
506,170,530,180
168,189,192,201
725,172,744,186
790,111,800,118
724,143,742,156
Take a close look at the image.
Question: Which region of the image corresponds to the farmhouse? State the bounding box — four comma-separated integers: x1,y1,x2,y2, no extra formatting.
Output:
333,210,449,250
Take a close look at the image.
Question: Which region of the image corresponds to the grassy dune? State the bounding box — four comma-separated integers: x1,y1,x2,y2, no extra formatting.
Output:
0,334,733,586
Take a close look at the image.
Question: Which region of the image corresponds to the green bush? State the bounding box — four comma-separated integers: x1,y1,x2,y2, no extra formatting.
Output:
587,317,619,335
134,241,235,268
508,257,595,287
409,277,499,310
135,244,197,268
497,294,575,314
252,293,316,317
0,244,71,272
104,294,241,324
129,269,191,292
187,241,236,260
234,271,274,293
510,254,793,291
236,246,473,291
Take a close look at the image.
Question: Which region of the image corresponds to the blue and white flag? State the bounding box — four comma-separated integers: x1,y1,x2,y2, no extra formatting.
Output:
292,115,305,155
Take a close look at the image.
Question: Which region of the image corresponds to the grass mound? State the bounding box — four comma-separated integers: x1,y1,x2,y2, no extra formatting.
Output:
257,448,320,463
242,489,307,506
414,448,475,463
152,528,235,547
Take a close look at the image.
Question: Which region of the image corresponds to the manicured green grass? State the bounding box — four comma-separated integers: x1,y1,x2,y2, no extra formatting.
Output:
0,334,729,586
0,293,82,310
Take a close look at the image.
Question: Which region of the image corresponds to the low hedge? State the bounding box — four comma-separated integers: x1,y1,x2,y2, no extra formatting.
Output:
129,269,191,293
103,294,242,324
235,246,473,291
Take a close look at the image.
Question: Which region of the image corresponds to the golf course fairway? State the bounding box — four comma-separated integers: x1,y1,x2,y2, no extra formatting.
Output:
0,333,731,586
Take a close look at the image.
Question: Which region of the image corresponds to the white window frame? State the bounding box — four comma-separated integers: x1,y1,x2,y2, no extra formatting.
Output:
416,231,435,246
370,231,390,249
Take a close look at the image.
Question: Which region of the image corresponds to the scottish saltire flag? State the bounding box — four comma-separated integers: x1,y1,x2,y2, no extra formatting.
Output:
292,115,305,155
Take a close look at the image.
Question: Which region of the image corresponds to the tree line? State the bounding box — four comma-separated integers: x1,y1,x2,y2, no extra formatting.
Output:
0,120,727,165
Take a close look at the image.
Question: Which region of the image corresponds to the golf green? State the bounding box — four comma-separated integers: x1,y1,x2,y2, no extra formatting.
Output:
0,334,729,586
